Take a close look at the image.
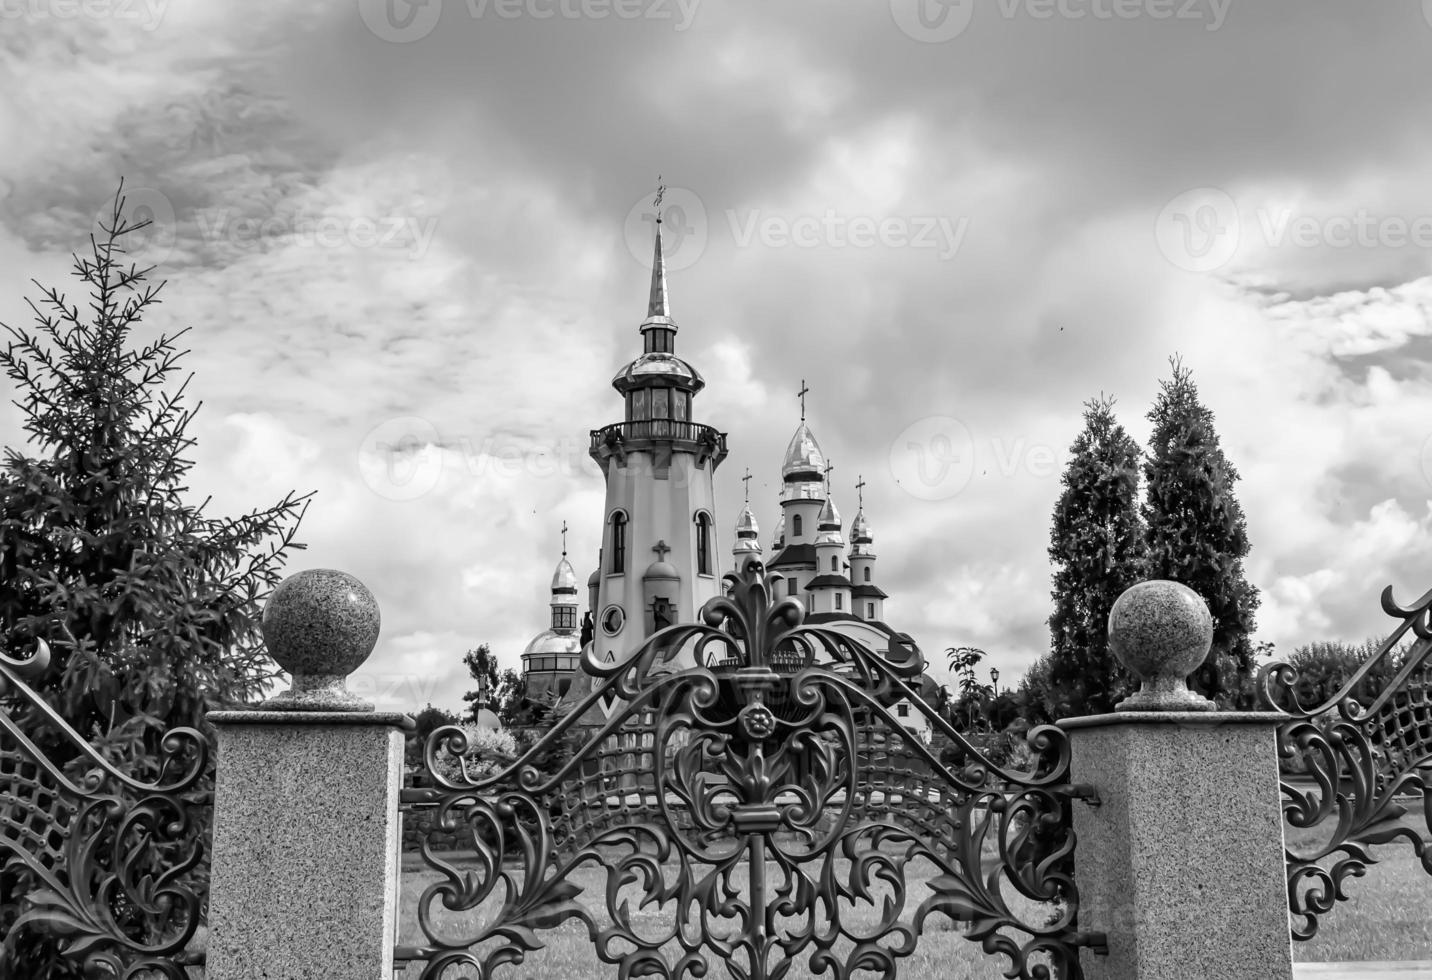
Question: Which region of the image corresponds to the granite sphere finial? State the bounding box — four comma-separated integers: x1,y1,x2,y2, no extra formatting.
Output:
259,569,381,712
1108,579,1216,712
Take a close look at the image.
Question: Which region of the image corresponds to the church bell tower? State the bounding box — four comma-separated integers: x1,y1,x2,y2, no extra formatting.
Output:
587,189,729,681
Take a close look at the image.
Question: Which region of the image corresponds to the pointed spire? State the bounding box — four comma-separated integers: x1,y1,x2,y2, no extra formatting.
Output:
647,178,669,320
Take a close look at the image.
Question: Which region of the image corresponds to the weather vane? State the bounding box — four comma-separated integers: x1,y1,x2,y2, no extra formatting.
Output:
798,379,810,423
653,176,665,215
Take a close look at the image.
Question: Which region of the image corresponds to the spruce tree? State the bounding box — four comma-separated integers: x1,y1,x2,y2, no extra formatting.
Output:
0,184,310,976
1142,357,1260,706
1048,396,1148,717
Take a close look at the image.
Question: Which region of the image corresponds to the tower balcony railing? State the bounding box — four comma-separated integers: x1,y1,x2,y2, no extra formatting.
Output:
589,420,729,465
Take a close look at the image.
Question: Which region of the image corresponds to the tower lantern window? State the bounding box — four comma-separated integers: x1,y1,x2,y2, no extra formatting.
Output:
652,388,670,419
864,566,871,582
695,512,712,575
793,514,802,537
610,512,628,573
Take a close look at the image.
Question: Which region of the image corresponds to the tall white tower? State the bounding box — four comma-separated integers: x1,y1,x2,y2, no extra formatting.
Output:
587,202,729,677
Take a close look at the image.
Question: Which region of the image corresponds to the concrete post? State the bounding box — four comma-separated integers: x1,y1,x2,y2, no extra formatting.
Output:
1061,580,1293,980
206,569,413,980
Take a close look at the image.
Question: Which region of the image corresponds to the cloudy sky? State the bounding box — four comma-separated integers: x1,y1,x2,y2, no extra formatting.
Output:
3,0,1431,715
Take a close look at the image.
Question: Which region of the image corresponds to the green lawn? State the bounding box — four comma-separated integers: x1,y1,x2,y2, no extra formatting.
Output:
390,821,1432,979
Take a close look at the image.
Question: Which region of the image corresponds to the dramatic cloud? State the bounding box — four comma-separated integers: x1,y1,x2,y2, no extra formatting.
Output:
3,0,1431,712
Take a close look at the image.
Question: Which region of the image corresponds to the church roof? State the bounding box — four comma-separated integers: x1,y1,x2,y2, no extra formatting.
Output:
768,543,817,569
851,583,889,599
806,573,852,590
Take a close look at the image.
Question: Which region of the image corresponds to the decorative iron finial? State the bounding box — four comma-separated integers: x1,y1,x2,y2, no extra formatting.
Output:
798,379,810,423
855,474,866,509
561,520,568,557
742,467,752,503
653,176,664,214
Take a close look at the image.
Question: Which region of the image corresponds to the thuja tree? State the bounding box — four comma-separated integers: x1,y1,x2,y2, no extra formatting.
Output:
1142,358,1260,707
0,185,310,976
1047,396,1148,717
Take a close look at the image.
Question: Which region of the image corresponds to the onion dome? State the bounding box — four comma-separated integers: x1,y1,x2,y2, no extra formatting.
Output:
815,494,845,547
551,556,578,594
850,509,871,543
770,511,786,551
523,628,583,657
587,568,601,588
782,423,825,481
781,423,826,503
733,503,761,555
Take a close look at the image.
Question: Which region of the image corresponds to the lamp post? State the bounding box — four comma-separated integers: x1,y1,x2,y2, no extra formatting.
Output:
990,667,1000,696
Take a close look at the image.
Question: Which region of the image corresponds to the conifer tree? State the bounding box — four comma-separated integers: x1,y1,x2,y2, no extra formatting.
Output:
1142,357,1260,705
1048,396,1148,717
0,184,310,976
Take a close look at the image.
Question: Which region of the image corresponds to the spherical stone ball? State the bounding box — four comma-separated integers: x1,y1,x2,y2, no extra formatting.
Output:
262,569,380,678
1108,580,1212,688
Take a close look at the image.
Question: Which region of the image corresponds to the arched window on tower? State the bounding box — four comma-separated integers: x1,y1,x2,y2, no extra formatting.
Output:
695,511,712,575
793,514,803,538
863,566,871,582
830,555,838,572
610,511,627,574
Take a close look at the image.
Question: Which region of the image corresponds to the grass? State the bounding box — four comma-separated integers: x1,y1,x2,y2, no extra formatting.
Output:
389,817,1432,979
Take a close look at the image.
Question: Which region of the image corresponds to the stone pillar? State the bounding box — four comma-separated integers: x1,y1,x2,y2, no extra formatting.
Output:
206,569,413,980
1061,580,1293,980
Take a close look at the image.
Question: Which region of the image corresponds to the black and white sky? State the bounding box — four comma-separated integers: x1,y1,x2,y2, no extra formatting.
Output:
3,0,1432,714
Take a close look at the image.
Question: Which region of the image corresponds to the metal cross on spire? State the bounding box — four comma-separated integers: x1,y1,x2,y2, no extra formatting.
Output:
855,474,866,509
798,379,810,423
742,467,752,503
823,458,834,488
560,520,568,557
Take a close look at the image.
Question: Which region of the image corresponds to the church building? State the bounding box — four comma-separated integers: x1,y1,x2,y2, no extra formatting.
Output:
517,194,927,741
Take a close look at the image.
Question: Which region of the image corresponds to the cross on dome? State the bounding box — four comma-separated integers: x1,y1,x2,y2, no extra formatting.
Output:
651,539,672,561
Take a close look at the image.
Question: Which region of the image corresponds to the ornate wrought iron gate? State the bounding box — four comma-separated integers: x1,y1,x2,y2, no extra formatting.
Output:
398,558,1099,980
0,640,208,979
1261,582,1432,941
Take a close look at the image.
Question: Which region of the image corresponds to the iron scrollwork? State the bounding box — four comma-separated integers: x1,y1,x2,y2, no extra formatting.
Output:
1259,583,1432,941
0,639,209,979
399,557,1095,979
